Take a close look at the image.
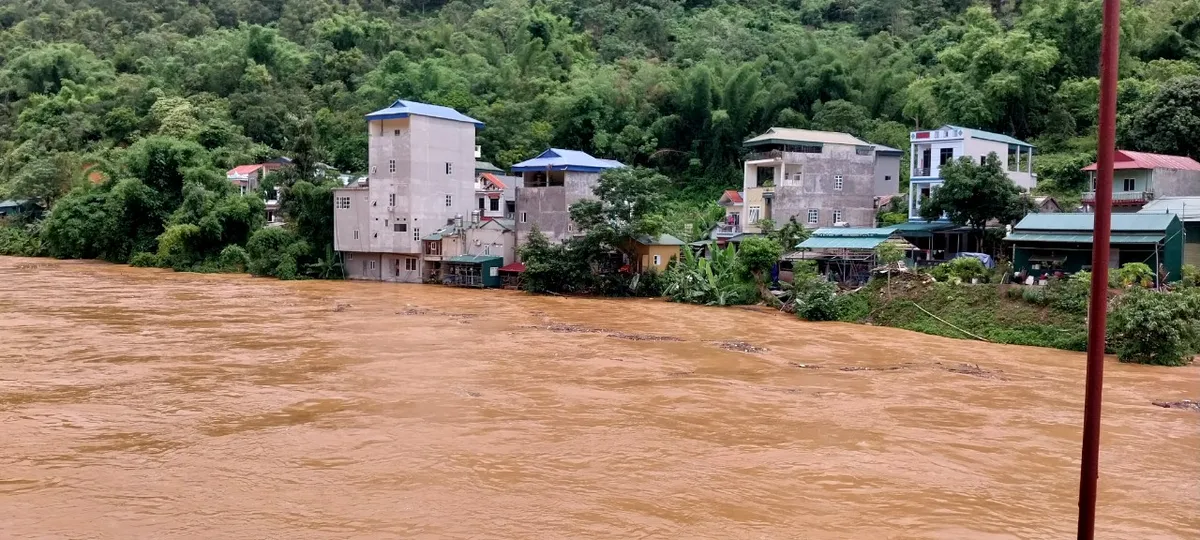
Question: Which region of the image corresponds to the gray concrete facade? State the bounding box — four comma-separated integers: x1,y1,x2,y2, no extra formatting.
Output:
744,145,878,229
873,152,902,196
515,171,600,245
333,111,478,282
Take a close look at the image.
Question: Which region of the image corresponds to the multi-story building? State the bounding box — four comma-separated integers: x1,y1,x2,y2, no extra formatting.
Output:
1081,150,1200,212
725,128,900,238
476,172,519,220
908,125,1035,220
512,148,624,245
333,99,482,282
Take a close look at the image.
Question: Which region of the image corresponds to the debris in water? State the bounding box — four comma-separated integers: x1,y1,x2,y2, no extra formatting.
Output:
838,365,907,372
946,363,1002,379
333,302,351,312
666,370,695,377
1152,400,1200,411
606,332,683,342
717,341,767,353
789,362,822,369
396,307,430,316
521,323,601,334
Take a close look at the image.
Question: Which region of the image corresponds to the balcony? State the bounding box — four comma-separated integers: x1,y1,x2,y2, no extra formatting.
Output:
746,150,784,162
714,224,742,237
1082,190,1153,206
912,166,931,177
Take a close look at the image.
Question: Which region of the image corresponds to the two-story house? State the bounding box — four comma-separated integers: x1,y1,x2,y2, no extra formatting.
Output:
476,172,519,220
1081,150,1200,212
512,148,624,245
332,99,482,282
729,128,900,237
908,125,1035,220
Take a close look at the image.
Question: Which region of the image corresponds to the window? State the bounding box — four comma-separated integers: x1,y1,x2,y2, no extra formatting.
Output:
478,197,485,210
371,166,377,175
489,267,499,277
793,144,822,154
939,148,954,166
521,212,528,223
885,175,892,182
413,228,420,242
807,209,819,224
833,209,844,223
1123,178,1136,191
388,193,396,207
653,255,662,266
404,258,418,271
980,156,987,166
445,162,453,175
489,198,499,212
748,205,761,224
855,146,872,156
336,196,351,209
388,159,396,173
483,245,491,255
567,223,575,233
394,223,407,232
834,175,844,191
353,230,359,240
369,260,377,270
239,185,247,196
394,129,401,136
445,195,453,207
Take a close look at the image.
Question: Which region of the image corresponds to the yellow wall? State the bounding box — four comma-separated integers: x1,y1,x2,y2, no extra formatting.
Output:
636,245,681,272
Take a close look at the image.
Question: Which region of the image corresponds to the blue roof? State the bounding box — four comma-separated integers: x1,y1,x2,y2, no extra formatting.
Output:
365,99,483,127
947,125,1033,148
510,149,625,173
809,227,898,238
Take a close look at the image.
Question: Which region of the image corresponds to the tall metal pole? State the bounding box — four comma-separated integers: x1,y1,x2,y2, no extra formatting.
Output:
1078,0,1121,538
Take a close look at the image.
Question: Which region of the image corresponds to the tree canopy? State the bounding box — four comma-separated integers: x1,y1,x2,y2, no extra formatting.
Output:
919,153,1033,231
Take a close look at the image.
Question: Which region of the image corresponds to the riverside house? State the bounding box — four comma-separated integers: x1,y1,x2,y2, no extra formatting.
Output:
512,148,624,245
1005,213,1184,283
908,125,1036,221
1081,150,1200,212
332,99,482,282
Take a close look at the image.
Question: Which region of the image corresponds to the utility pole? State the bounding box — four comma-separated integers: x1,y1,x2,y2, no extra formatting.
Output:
1078,0,1121,538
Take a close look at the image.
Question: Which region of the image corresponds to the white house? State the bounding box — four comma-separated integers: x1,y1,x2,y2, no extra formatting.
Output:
908,125,1035,220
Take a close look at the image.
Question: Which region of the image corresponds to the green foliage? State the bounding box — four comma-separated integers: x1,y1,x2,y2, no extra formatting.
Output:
1109,288,1200,366
834,290,872,322
1179,264,1200,288
930,256,989,283
304,244,342,279
219,245,250,273
1122,76,1200,159
129,252,162,268
920,154,1033,230
793,275,839,322
1116,262,1155,288
737,236,782,280
0,220,44,256
662,245,755,306
246,227,309,280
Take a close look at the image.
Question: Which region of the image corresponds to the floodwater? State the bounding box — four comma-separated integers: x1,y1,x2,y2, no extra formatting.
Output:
0,258,1196,539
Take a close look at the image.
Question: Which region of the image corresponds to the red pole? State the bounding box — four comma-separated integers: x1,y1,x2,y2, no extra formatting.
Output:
1078,0,1121,538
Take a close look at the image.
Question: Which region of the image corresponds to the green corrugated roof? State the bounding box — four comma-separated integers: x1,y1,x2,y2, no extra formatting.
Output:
1013,213,1177,233
797,236,887,250
421,233,442,241
810,227,898,238
448,254,504,264
635,233,686,246
1005,232,1165,244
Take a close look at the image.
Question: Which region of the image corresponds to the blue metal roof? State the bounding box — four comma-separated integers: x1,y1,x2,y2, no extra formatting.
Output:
365,99,484,127
510,149,625,173
809,227,898,238
947,125,1033,148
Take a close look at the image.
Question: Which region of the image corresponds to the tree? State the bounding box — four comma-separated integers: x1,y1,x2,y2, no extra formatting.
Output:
1108,288,1200,366
569,167,668,262
738,236,783,304
874,242,904,298
919,153,1033,235
1122,76,1200,159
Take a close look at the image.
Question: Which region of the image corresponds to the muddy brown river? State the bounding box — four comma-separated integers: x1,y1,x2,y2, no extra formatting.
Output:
0,257,1196,539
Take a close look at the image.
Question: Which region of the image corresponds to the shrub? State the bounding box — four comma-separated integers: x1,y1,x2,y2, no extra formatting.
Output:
1180,264,1200,288
1021,285,1046,305
834,290,871,322
128,251,162,267
0,221,44,256
246,227,309,280
794,276,838,321
930,256,989,283
218,245,249,273
1043,276,1090,314
1109,288,1200,366
1116,262,1154,288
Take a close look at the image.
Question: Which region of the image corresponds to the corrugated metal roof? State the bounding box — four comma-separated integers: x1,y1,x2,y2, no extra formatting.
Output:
1013,213,1177,233
1005,232,1166,244
365,99,484,127
1138,197,1200,221
797,236,887,250
475,161,503,173
719,190,743,204
227,164,263,176
635,234,685,246
479,172,507,189
510,149,625,172
946,125,1033,147
1081,150,1200,171
744,127,871,147
448,254,503,264
810,227,898,238
873,144,904,155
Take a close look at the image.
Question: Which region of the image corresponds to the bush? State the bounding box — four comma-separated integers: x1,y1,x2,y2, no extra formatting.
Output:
794,276,838,321
1116,262,1154,288
219,245,249,273
1109,288,1200,366
0,221,44,256
246,227,309,280
930,256,989,283
128,251,162,267
834,290,871,322
1179,264,1200,288
1044,276,1090,314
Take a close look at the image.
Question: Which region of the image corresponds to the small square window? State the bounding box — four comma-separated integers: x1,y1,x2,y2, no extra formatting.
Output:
834,175,844,191
653,255,662,266
807,209,819,224
445,162,452,175
394,223,406,232
885,175,891,181
388,159,396,173
1123,178,1136,191
833,210,844,223
394,129,401,136
404,258,418,271
489,198,499,212
445,195,453,207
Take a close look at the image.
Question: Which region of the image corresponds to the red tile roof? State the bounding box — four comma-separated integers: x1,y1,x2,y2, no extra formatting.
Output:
480,172,506,189
227,164,264,176
720,189,743,204
1082,150,1200,172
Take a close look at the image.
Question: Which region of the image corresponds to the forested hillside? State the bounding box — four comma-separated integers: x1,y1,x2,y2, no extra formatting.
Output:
0,0,1198,269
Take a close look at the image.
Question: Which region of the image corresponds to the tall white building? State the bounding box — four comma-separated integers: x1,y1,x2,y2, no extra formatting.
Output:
333,99,482,281
908,125,1035,220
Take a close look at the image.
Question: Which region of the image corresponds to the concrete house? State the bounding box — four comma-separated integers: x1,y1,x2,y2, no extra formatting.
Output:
226,164,264,195
733,128,900,237
476,172,519,220
421,217,517,282
512,148,624,245
1081,150,1200,212
333,99,482,282
1005,213,1184,283
908,125,1035,221
630,234,685,273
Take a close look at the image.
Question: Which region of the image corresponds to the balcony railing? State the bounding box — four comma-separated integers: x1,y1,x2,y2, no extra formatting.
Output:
1081,190,1153,205
714,224,741,237
913,166,931,177
746,150,784,162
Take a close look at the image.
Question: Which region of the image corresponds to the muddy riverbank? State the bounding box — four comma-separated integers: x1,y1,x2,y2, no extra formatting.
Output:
1,257,1196,539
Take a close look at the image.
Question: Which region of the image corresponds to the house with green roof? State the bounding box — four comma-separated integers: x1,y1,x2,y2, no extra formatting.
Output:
908,125,1036,221
631,234,685,273
1004,213,1183,282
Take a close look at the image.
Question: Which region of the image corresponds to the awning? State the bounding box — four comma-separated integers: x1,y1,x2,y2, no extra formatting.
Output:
889,221,959,237
498,262,525,273
1005,232,1165,244
448,254,503,264
797,236,887,250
